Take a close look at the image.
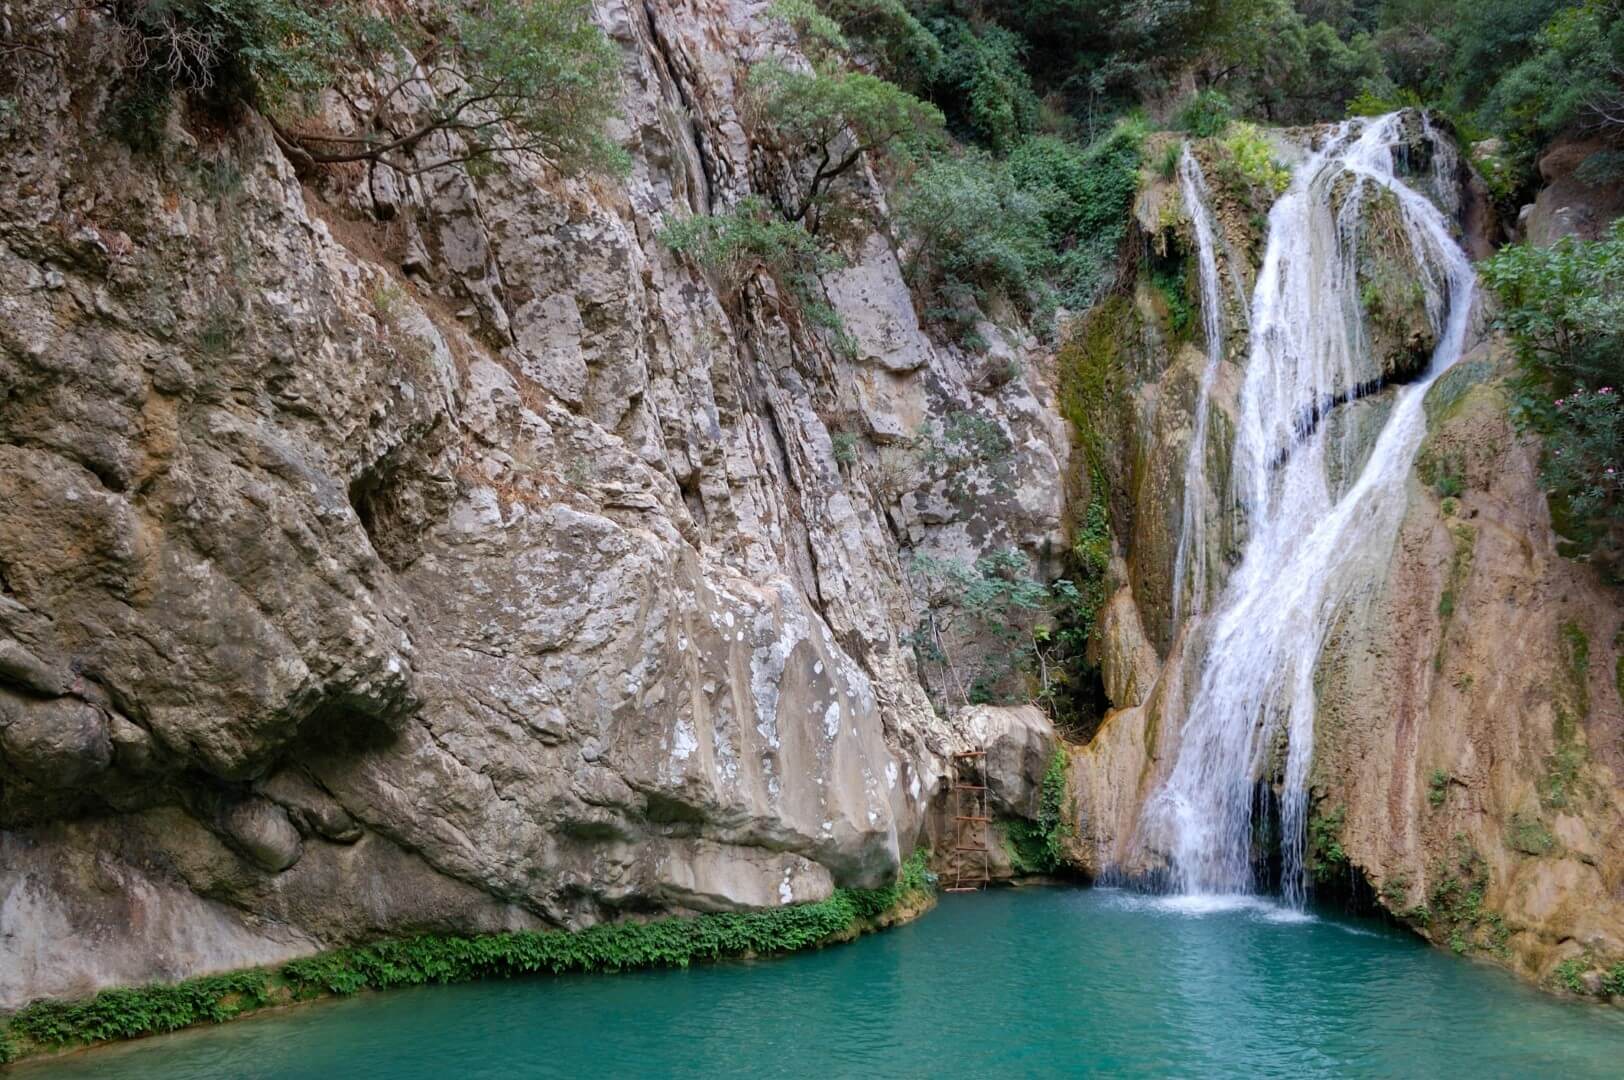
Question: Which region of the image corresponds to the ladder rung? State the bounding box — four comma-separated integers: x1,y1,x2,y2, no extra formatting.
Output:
953,750,986,757
951,845,988,851
954,815,990,821
952,784,987,790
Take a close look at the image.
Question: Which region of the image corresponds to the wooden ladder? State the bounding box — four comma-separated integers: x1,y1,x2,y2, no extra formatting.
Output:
946,748,989,892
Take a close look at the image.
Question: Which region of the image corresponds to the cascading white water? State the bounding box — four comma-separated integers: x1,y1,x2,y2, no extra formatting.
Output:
1169,150,1228,627
1144,113,1478,907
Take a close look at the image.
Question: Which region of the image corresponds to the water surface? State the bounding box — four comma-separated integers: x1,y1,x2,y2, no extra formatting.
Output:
18,888,1624,1078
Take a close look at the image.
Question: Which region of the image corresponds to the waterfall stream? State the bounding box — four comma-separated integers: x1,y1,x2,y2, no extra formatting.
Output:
1168,149,1227,628
1144,113,1478,906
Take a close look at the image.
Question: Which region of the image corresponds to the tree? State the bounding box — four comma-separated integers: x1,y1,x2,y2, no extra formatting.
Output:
746,60,943,226
77,0,625,176
270,0,626,177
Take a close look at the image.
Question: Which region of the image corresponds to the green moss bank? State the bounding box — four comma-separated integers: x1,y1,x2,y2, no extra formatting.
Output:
0,854,935,1067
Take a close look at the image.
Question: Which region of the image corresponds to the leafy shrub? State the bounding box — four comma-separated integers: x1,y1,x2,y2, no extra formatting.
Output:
1427,768,1449,808
1308,804,1349,882
1175,89,1234,137
1218,121,1291,196
1481,221,1624,572
1008,121,1145,309
660,196,834,303
768,0,849,60
1006,750,1072,873
895,152,1051,325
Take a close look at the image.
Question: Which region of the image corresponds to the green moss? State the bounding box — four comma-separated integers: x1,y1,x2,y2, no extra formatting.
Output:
1540,621,1592,810
0,853,933,1062
1307,804,1349,882
1004,750,1073,874
1505,811,1557,856
1427,834,1500,956
1427,768,1449,810
1422,359,1495,426
1058,294,1133,482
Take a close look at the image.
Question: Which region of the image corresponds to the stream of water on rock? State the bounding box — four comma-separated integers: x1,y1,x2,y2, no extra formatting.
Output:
1146,114,1477,906
18,890,1624,1079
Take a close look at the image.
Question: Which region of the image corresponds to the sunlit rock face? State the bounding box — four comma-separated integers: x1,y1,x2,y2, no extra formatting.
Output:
0,1,1068,1007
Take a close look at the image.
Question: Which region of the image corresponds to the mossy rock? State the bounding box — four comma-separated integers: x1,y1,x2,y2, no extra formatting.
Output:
1352,183,1437,384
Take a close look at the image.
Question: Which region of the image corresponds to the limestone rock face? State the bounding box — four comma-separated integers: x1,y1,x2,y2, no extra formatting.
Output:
0,1,1066,1008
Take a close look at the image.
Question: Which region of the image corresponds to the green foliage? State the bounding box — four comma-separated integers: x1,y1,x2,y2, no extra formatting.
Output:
1149,260,1195,340
1175,89,1234,137
95,0,626,175
769,0,850,60
1006,750,1072,874
1554,954,1591,993
907,546,1083,710
1217,121,1291,196
1605,963,1624,996
747,61,944,222
1481,220,1623,572
1008,121,1146,309
1429,833,1497,955
919,12,1040,152
1307,804,1349,882
660,196,833,297
820,0,944,88
1475,2,1624,160
895,151,1051,328
1,857,933,1058
1427,768,1449,809
831,431,859,466
5,970,272,1050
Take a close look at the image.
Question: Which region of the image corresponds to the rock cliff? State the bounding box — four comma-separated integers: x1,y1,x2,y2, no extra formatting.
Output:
0,0,1065,1009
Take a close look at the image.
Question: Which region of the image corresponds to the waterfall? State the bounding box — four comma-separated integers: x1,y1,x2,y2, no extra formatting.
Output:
1144,113,1478,907
1169,149,1227,628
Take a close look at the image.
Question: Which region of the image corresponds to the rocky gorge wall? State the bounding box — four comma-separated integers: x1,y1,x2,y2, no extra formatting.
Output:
0,0,1066,1009
0,1,1617,1020
1062,120,1624,995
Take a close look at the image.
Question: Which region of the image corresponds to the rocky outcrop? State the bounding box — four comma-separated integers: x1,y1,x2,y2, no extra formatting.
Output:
1522,136,1624,247
1312,348,1624,989
0,1,1066,1009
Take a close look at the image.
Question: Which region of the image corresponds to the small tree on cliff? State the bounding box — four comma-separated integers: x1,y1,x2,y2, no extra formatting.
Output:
745,60,943,229
80,0,626,176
